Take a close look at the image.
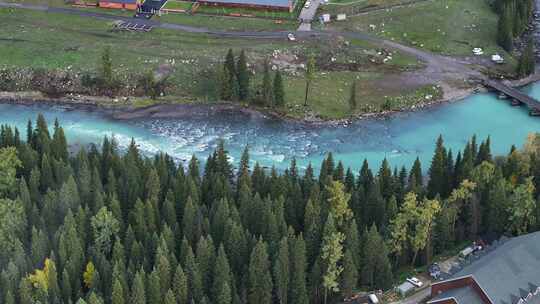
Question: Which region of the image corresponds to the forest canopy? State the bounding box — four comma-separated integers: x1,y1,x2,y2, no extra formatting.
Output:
0,115,540,304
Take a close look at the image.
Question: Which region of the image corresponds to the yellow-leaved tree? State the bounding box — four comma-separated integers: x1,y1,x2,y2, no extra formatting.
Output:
389,192,441,265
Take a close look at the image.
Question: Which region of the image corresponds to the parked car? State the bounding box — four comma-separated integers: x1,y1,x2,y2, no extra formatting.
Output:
304,1,311,8
472,47,484,55
407,277,423,288
491,54,504,64
287,33,296,41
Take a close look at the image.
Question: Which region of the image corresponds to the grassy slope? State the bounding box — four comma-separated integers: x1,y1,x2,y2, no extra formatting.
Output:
0,8,285,95
0,8,428,119
156,13,297,31
329,0,508,57
321,0,415,15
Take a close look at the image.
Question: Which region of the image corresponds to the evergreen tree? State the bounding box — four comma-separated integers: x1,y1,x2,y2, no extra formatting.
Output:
261,59,273,106
216,282,231,304
273,70,285,108
172,264,189,304
130,270,146,304
185,247,203,302
517,38,535,77
112,278,125,304
164,289,176,304
101,46,114,86
428,136,448,198
248,239,273,304
273,237,289,304
213,245,232,304
221,49,237,101
361,225,389,288
497,8,514,52
289,235,309,304
340,249,358,298
237,50,250,101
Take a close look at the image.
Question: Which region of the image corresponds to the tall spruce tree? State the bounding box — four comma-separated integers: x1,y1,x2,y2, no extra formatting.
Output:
289,235,309,304
274,237,289,304
221,49,237,101
517,38,535,77
497,8,514,52
261,59,273,107
248,239,273,304
428,136,448,198
237,50,250,101
273,70,285,108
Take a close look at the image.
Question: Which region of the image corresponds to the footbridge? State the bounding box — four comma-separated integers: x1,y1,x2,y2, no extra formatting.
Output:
484,79,540,115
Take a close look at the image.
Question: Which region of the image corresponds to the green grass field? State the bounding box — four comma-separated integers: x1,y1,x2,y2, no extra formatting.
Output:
0,7,429,119
157,12,297,31
320,0,418,16
162,0,194,11
329,0,508,57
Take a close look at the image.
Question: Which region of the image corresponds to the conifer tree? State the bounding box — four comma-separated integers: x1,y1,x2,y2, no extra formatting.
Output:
237,50,250,101
248,239,273,304
88,292,105,304
273,237,289,304
196,236,216,294
213,245,232,304
361,225,379,288
130,271,146,304
172,264,189,304
221,49,237,101
497,8,514,52
289,235,309,304
101,46,113,86
428,136,448,198
517,38,535,77
185,247,204,302
261,59,273,106
304,199,321,265
273,70,285,108
164,289,176,304
341,249,358,298
216,282,232,304
52,119,68,161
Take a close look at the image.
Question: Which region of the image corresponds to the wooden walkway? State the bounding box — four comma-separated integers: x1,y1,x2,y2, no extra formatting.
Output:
484,79,540,115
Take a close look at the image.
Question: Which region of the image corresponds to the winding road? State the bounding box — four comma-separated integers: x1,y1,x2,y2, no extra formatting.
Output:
0,2,476,67
0,1,484,96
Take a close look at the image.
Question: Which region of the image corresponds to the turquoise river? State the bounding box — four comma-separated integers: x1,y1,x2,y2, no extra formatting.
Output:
2,84,540,171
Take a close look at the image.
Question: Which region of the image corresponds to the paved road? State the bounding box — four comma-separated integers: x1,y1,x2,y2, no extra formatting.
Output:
297,0,321,31
391,288,431,304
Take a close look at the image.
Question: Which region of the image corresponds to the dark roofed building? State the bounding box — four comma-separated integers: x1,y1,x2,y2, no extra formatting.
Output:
428,232,540,304
198,0,297,12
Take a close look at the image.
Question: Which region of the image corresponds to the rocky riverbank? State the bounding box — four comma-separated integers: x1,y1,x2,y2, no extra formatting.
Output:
1,72,539,126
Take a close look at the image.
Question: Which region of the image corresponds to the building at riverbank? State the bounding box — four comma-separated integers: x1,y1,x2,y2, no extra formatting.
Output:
428,231,540,304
